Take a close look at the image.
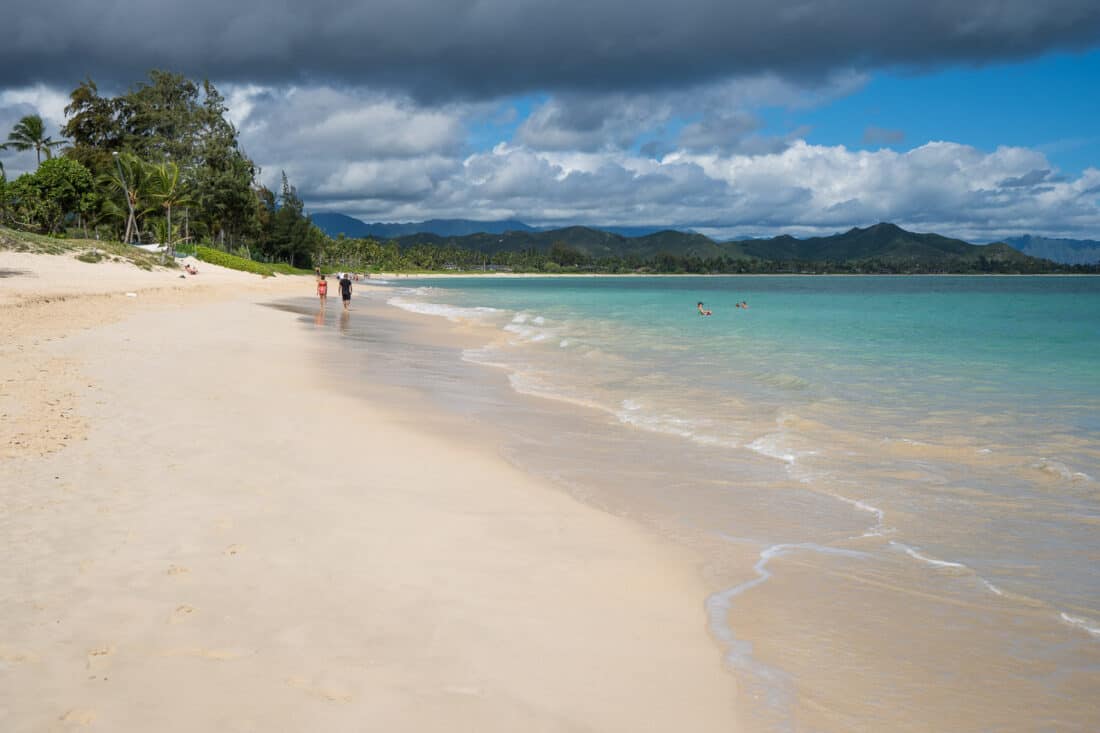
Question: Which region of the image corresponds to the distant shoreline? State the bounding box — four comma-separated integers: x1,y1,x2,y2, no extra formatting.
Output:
373,270,1100,278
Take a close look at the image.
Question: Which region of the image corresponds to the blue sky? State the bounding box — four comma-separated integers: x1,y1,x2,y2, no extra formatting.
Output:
785,49,1100,174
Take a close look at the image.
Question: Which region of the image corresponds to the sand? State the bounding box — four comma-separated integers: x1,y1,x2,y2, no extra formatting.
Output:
0,251,738,731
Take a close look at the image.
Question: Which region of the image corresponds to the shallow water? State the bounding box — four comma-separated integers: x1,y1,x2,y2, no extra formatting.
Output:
294,275,1100,731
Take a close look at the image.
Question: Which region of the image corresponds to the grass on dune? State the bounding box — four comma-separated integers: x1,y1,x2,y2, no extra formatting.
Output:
0,226,165,270
1,227,312,276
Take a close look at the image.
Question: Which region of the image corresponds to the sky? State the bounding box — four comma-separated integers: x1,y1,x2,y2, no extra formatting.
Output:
2,1,1100,241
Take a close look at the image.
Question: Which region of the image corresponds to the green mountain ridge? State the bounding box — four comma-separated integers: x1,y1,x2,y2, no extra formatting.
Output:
395,222,1085,273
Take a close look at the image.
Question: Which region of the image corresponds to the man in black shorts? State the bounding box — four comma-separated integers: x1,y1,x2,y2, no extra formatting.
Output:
339,273,353,310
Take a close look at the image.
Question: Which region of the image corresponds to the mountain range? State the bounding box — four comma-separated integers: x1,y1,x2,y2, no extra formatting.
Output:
395,222,1065,270
309,213,673,240
1002,235,1100,265
309,213,1099,270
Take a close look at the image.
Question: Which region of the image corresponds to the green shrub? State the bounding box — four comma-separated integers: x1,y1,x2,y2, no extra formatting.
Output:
268,262,314,275
194,245,274,276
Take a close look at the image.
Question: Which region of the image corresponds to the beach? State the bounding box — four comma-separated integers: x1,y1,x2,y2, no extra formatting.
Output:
5,254,1100,732
0,253,739,731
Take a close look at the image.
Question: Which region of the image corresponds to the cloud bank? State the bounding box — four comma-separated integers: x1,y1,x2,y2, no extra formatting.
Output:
232,87,1099,240
4,1,1100,98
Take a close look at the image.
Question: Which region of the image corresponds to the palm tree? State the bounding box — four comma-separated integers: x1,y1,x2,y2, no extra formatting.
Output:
1,115,64,166
146,161,195,260
97,152,149,245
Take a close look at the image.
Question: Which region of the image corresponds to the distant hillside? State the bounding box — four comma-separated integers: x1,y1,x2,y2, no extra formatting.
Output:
722,223,1043,270
396,222,1080,273
310,212,679,239
309,213,376,238
1003,235,1100,265
310,214,536,239
397,227,721,259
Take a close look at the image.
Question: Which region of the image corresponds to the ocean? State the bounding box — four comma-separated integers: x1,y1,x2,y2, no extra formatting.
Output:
316,275,1100,731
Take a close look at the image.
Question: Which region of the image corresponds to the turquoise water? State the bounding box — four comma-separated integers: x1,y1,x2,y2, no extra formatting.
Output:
377,275,1100,730
390,275,1100,607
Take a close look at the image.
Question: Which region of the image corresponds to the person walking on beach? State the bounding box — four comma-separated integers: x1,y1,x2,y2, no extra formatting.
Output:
317,274,328,306
339,272,353,311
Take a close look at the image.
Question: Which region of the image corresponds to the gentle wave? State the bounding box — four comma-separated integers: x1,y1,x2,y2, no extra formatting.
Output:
832,494,891,538
705,541,868,726
614,399,729,444
503,322,555,343
1060,612,1100,638
388,296,501,322
1031,459,1093,484
890,541,968,570
981,578,1006,596
746,434,798,464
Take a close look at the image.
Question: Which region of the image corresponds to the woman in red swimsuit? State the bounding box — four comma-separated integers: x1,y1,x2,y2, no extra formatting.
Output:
317,275,328,306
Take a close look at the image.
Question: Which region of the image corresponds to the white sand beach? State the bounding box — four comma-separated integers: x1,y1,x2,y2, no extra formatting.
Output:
0,252,739,731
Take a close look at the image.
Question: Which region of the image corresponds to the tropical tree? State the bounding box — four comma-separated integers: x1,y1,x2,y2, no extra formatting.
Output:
62,78,122,174
97,152,148,244
256,171,324,267
146,160,194,259
5,157,93,234
2,115,65,166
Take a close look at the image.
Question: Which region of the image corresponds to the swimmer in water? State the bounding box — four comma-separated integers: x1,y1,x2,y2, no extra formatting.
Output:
697,301,712,316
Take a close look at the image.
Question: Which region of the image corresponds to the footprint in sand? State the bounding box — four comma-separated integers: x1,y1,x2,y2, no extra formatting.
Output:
286,675,353,703
224,544,244,556
59,708,97,725
166,564,190,576
85,645,114,672
169,605,196,624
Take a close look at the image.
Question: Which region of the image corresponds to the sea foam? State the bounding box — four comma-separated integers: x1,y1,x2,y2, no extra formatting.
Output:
889,541,968,570
388,296,500,322
1059,613,1100,639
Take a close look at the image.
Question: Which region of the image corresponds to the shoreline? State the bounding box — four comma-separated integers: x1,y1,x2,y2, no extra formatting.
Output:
0,252,740,731
372,271,1100,278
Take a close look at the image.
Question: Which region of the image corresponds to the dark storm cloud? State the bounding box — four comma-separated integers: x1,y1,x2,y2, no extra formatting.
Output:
4,1,1100,97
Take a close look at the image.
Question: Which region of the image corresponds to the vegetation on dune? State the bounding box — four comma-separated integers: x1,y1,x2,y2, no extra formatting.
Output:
192,245,275,276
0,225,164,270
